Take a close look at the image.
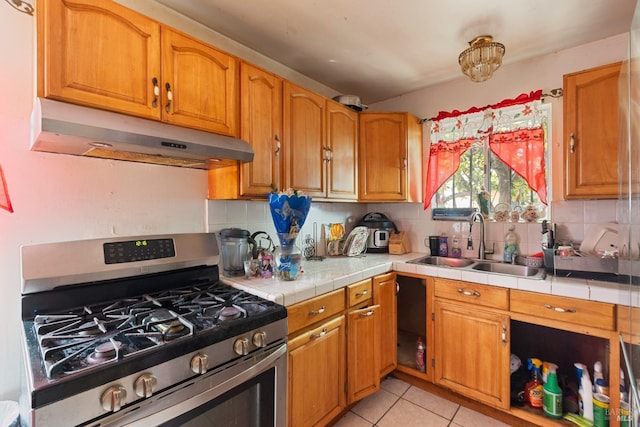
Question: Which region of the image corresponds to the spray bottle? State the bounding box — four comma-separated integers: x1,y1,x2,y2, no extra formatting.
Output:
543,363,562,418
575,362,594,421
525,358,543,408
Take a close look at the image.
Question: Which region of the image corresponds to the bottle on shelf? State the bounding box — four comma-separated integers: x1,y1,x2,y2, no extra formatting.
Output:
438,234,449,257
415,336,426,373
543,363,563,418
593,361,609,396
451,235,461,258
575,362,594,422
525,358,544,408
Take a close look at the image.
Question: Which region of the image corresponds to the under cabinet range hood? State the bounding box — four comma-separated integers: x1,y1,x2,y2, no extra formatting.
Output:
30,98,253,169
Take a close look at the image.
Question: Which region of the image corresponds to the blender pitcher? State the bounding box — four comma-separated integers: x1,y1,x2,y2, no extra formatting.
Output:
219,228,257,277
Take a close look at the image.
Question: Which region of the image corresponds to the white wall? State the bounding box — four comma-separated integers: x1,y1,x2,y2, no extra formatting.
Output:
0,1,630,402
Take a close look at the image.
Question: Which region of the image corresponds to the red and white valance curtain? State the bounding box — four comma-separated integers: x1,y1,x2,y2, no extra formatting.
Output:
424,90,547,209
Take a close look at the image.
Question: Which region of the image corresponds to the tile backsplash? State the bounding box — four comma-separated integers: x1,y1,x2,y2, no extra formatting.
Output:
207,199,618,260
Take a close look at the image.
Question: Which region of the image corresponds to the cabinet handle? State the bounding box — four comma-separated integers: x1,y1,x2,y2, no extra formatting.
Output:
403,157,407,169
501,324,507,346
151,78,159,108
326,147,333,162
569,132,575,154
359,309,375,317
309,305,326,315
457,288,481,297
274,135,280,156
310,328,327,340
544,304,576,313
165,82,173,113
355,289,368,297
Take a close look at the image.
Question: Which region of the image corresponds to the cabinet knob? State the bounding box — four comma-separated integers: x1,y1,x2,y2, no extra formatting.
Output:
309,305,326,315
274,135,281,156
457,288,481,297
544,304,576,313
151,77,159,108
569,132,575,154
310,327,327,340
165,82,173,113
359,309,375,317
355,289,368,297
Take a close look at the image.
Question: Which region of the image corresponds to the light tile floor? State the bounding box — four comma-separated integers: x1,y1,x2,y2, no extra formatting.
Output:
333,377,514,427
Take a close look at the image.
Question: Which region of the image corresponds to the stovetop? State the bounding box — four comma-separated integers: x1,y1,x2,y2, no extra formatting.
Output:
28,280,282,380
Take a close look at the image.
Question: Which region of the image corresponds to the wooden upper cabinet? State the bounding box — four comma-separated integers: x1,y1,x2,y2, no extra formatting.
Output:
359,112,423,202
326,100,359,200
38,0,161,119
283,82,327,198
238,62,283,197
161,28,238,135
564,62,622,199
38,0,238,136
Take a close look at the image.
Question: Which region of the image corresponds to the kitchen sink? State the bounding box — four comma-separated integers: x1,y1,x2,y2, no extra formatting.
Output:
407,256,475,268
406,256,547,279
471,262,546,279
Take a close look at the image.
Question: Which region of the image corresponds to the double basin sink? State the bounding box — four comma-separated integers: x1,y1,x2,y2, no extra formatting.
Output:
407,255,546,280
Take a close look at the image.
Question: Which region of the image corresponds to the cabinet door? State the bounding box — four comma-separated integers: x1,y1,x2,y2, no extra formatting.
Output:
434,300,511,409
347,305,380,403
359,113,406,201
161,28,238,135
39,0,161,119
373,272,397,377
239,62,283,196
283,82,326,198
326,101,358,200
564,62,622,199
288,316,346,427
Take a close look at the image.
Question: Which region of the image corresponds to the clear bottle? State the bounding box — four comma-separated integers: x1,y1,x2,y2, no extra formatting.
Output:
504,226,518,263
415,336,426,373
451,235,461,258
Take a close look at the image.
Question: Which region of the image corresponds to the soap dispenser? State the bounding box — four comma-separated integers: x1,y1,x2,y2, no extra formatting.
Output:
504,226,518,263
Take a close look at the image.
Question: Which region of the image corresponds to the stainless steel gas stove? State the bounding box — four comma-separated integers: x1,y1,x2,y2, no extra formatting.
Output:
19,233,287,427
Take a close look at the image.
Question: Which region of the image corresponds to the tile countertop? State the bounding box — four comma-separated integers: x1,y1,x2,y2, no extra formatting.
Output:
221,252,640,308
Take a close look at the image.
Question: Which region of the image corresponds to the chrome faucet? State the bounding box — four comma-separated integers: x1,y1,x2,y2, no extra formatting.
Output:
469,212,495,260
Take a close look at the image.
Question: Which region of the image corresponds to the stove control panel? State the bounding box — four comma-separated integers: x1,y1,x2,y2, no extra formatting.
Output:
103,238,176,264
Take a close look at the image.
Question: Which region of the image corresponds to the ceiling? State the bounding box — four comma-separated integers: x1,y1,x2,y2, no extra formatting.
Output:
153,0,636,104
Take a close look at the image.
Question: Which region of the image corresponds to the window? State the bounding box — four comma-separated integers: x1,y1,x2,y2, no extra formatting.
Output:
425,92,550,221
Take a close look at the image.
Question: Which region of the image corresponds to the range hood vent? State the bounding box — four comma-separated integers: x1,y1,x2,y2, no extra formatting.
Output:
30,98,253,169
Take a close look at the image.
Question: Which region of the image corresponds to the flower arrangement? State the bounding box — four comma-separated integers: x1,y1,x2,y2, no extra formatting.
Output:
268,187,312,280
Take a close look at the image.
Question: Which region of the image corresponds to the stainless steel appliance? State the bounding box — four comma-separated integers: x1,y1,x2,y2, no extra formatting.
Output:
356,212,398,253
19,233,287,427
30,98,254,169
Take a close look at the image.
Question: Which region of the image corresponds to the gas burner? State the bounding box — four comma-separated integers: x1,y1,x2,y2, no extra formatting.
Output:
77,321,103,336
218,305,242,321
142,308,188,339
87,340,122,364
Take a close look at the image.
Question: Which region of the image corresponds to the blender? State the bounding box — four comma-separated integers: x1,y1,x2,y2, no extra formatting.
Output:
219,228,257,277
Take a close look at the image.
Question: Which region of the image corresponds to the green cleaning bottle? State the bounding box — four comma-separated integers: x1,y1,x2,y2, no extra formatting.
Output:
543,363,563,418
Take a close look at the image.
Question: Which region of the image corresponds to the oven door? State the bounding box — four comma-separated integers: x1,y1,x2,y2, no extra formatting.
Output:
100,341,287,427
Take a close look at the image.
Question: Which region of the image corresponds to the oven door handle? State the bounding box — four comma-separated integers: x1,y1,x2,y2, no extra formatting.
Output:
123,342,287,427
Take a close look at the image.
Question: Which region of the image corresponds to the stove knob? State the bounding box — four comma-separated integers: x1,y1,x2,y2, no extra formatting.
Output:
233,337,250,355
134,373,158,398
101,385,127,412
252,331,267,348
190,353,209,374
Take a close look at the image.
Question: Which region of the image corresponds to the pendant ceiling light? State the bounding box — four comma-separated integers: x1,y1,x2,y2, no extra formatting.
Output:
458,35,505,83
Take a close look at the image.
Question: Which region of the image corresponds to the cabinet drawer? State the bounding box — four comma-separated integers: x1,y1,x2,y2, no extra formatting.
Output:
434,278,509,310
347,279,373,307
511,290,615,330
288,289,345,334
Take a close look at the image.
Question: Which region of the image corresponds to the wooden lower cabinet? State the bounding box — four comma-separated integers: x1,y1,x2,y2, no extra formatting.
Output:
288,316,346,427
434,299,511,410
374,272,398,377
347,304,381,403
